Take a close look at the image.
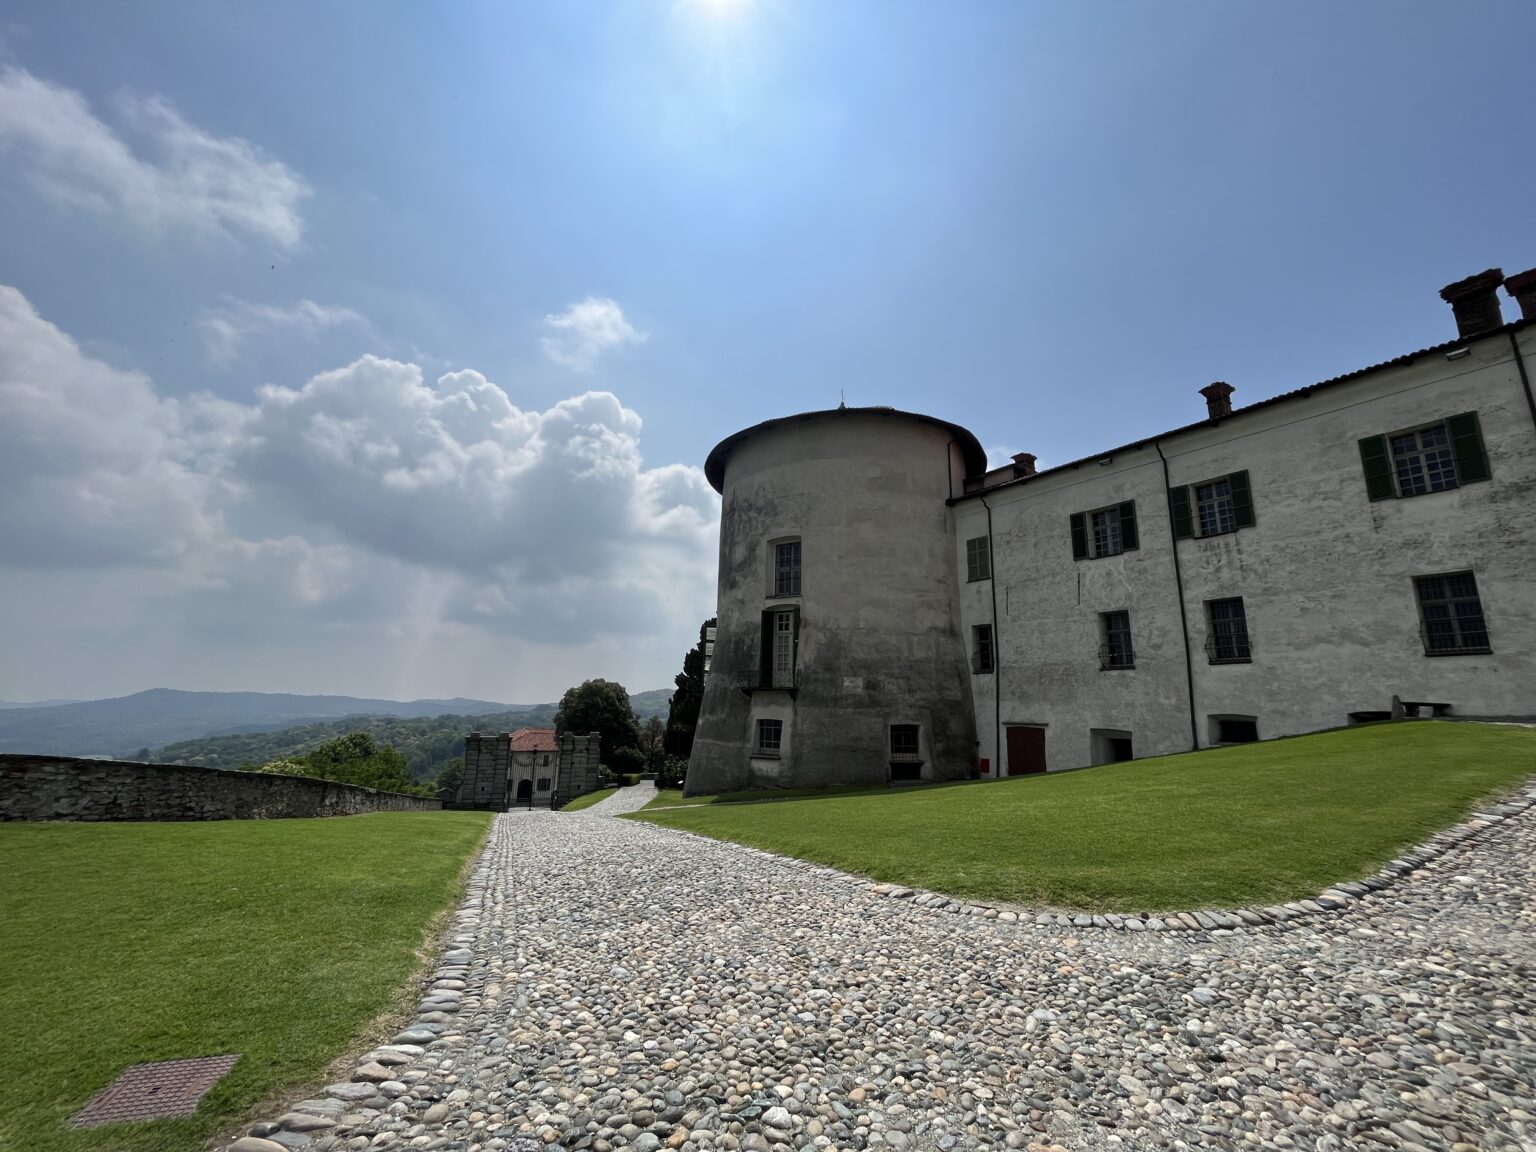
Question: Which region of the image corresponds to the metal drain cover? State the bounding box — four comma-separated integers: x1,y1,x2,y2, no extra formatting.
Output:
72,1054,241,1127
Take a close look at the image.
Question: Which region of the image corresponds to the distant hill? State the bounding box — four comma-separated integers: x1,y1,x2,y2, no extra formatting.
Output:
157,689,672,778
0,699,82,709
629,688,672,720
0,689,520,759
155,708,552,778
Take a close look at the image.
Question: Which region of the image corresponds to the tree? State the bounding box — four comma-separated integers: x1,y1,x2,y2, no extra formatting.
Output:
554,678,640,764
664,618,715,759
259,731,429,795
640,716,666,771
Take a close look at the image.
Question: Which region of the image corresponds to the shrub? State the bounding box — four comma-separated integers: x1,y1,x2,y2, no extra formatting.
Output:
656,755,688,790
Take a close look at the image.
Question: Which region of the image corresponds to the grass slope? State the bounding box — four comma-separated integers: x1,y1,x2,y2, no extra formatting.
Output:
643,783,888,809
631,723,1536,913
561,787,618,812
0,810,493,1152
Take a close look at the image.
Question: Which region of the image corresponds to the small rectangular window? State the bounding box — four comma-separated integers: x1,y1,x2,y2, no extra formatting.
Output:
1415,571,1491,655
1205,598,1252,663
1099,610,1134,669
1360,412,1489,501
773,540,801,597
1073,501,1138,559
966,536,991,581
1212,716,1259,744
536,777,551,791
755,718,783,754
889,724,921,761
1195,478,1236,536
1391,424,1458,496
972,624,994,674
1171,471,1254,539
1090,506,1123,557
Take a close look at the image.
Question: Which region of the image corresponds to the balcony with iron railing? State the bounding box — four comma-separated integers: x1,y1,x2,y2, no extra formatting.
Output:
737,668,800,696
1205,631,1252,665
1419,622,1491,657
1098,642,1135,671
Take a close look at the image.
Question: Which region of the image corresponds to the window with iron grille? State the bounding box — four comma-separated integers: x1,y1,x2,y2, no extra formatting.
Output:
536,777,550,791
1099,610,1134,669
889,724,921,761
966,536,991,581
1359,413,1489,501
773,539,801,596
1195,478,1236,536
755,718,783,754
1415,572,1491,655
971,624,994,674
1205,598,1252,663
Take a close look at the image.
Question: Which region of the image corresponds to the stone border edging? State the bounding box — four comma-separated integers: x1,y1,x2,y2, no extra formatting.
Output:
632,780,1536,935
224,817,504,1152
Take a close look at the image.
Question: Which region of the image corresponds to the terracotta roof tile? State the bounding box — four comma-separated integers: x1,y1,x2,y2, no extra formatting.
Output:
508,727,557,752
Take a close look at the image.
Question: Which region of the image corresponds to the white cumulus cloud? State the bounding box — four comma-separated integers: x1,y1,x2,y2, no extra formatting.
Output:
0,285,224,568
199,298,367,365
0,64,309,248
0,283,718,658
540,297,648,372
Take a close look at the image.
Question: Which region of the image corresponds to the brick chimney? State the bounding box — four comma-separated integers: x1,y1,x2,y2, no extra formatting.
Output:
1439,269,1505,338
1011,452,1037,478
1199,381,1235,419
1505,268,1536,322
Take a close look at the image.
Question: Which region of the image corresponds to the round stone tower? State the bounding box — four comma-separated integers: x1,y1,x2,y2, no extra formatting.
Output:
685,407,986,796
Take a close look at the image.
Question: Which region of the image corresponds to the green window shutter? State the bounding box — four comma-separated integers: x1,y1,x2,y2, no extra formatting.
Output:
1358,435,1394,501
759,611,773,686
1118,500,1138,551
1069,512,1087,560
1168,486,1194,539
1228,469,1255,528
1446,411,1490,484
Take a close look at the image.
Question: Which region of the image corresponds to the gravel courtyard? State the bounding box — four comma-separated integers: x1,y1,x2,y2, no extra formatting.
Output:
249,795,1535,1152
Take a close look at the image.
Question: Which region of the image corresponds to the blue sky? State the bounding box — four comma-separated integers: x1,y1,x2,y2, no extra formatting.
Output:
1,1,1533,704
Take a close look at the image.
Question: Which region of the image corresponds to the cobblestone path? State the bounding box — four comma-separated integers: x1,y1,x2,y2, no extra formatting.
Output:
580,782,660,816
238,797,1535,1152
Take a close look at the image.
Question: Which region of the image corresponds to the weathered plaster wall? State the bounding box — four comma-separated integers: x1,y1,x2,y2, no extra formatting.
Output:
688,410,978,795
958,324,1536,773
456,733,510,809
554,733,601,809
0,754,442,821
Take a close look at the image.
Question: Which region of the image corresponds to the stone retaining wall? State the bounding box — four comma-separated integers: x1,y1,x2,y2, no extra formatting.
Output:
0,754,442,822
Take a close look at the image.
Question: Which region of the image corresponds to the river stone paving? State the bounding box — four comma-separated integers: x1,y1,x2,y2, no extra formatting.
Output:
239,795,1535,1152
581,781,660,816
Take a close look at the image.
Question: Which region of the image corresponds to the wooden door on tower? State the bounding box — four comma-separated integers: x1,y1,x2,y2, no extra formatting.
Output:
1006,726,1046,775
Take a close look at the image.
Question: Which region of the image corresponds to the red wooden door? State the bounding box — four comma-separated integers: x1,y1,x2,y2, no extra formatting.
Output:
1006,726,1046,775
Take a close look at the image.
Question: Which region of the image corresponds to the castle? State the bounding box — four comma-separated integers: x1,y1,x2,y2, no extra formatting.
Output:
685,267,1536,795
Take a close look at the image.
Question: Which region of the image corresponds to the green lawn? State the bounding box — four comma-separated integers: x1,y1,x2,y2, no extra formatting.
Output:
630,723,1536,913
0,810,493,1152
643,782,895,809
561,787,617,811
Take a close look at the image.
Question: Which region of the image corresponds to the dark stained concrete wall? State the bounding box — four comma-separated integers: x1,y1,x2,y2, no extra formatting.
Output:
0,754,441,821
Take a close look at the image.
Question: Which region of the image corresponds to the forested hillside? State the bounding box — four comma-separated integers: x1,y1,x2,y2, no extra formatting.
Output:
156,709,554,779
155,690,669,780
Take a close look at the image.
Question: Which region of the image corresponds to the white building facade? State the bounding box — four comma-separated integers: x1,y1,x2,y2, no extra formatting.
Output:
689,268,1536,791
